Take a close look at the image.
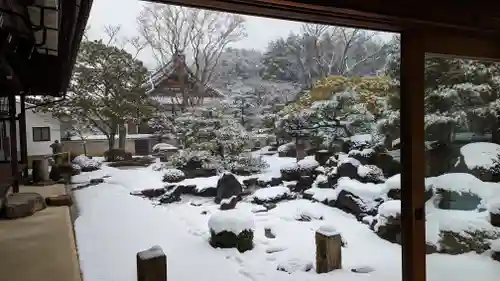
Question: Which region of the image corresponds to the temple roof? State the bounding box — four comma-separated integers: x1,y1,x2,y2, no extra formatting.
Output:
146,52,224,98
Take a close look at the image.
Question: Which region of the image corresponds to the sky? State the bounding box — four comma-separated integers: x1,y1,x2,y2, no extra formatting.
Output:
86,0,392,69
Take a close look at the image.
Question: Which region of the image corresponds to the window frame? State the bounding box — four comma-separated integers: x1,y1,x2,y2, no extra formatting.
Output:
32,126,51,142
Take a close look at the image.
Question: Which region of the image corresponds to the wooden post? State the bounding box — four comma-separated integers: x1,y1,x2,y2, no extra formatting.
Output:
8,94,19,193
137,245,167,281
19,94,28,180
400,29,426,281
315,226,342,273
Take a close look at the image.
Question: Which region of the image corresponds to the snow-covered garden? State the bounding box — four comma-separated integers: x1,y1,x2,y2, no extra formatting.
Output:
70,138,500,281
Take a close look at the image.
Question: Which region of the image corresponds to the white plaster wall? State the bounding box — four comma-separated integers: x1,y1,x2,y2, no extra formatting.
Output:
0,101,61,158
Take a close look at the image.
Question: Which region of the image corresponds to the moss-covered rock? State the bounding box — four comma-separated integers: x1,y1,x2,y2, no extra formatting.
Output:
209,229,254,253
438,229,500,255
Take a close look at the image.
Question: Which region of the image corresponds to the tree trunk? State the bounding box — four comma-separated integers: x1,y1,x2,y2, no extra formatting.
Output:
492,122,500,144
108,134,116,150
118,123,127,149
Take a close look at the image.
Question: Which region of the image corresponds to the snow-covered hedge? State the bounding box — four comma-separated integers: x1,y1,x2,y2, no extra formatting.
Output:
227,153,269,175
297,156,320,171
170,150,219,170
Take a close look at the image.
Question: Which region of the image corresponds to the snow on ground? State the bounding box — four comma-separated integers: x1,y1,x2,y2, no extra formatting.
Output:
73,154,500,281
460,142,500,170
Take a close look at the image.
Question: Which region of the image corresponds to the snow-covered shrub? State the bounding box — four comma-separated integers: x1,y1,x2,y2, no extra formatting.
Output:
277,142,296,157
280,162,300,181
227,153,269,175
72,155,101,172
169,150,220,170
152,143,178,153
208,210,255,253
163,169,186,183
297,156,320,171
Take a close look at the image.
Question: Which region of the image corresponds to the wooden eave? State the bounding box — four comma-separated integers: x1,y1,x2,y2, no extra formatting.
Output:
2,0,94,97
149,0,500,61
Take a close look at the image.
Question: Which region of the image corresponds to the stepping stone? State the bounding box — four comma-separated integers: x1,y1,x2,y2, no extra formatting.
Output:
351,266,375,273
4,192,46,219
45,194,73,207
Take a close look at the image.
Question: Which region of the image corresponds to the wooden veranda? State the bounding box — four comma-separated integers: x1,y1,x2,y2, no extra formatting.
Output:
147,1,500,281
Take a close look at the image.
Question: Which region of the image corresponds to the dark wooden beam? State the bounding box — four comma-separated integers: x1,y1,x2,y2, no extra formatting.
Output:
8,94,19,193
147,0,500,35
19,93,28,179
400,29,426,281
423,30,500,61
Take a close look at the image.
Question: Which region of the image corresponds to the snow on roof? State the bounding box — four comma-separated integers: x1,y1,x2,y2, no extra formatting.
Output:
69,134,153,141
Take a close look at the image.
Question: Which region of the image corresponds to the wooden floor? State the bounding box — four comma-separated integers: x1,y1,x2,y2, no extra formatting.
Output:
0,184,82,281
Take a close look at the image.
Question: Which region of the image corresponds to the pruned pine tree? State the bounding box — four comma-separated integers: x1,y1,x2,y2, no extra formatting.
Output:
38,26,155,150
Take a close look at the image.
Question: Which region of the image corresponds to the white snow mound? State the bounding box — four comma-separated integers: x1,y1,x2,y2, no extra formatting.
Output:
460,142,500,170
208,210,255,235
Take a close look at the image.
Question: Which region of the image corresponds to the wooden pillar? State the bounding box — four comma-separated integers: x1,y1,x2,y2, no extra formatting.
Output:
137,245,167,281
8,94,19,193
315,227,342,273
400,29,426,281
19,94,28,179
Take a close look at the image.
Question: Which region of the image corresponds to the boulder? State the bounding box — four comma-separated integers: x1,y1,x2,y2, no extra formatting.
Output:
257,177,283,188
242,178,258,189
3,192,46,219
293,176,314,192
138,188,167,198
373,214,401,243
215,173,243,204
220,195,241,210
438,229,498,254
252,186,295,204
334,190,381,219
159,192,181,204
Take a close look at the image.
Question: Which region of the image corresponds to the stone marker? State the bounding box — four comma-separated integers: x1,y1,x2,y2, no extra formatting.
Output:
137,245,167,281
315,225,342,273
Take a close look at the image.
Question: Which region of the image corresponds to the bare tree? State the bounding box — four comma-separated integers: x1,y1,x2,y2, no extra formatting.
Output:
137,4,246,106
299,23,389,79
